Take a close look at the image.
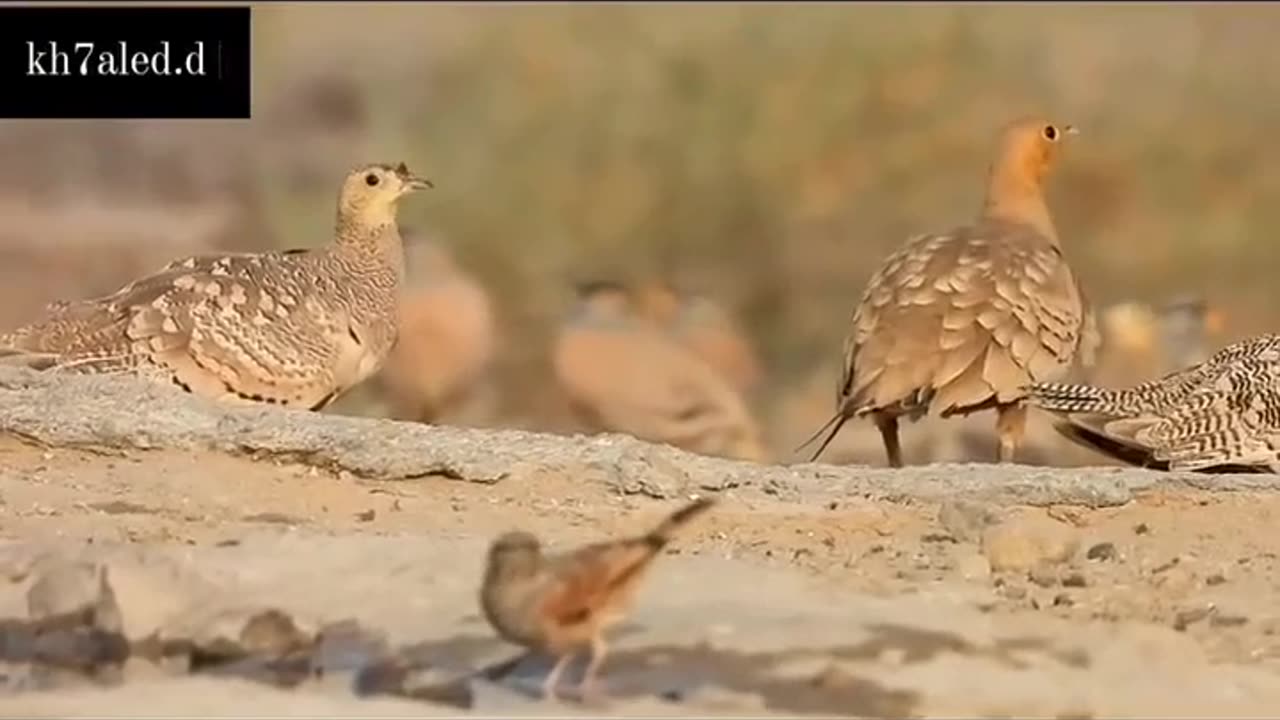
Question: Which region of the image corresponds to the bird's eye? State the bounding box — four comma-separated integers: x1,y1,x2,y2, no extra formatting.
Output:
1042,125,1058,141
365,173,379,186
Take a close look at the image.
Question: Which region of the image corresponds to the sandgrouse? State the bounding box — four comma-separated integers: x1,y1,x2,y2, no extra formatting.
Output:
634,279,764,395
375,229,497,424
553,282,767,462
480,497,715,701
1025,333,1280,473
0,163,432,411
1092,295,1226,389
801,117,1099,467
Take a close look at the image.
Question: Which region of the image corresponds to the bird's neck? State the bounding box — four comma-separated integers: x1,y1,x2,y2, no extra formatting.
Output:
332,212,406,276
979,165,1059,245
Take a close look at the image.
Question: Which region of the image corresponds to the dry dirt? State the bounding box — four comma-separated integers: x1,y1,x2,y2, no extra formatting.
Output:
3,367,1280,716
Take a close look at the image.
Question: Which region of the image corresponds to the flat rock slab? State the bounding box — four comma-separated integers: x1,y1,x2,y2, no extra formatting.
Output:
1,366,1276,510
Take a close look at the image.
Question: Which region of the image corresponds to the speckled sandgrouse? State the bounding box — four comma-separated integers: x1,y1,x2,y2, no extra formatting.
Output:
0,162,432,411
801,117,1099,467
1026,333,1280,473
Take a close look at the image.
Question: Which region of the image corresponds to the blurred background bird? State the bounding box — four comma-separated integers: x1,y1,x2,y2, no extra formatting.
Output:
552,282,767,462
369,229,498,426
634,278,765,397
1090,295,1227,388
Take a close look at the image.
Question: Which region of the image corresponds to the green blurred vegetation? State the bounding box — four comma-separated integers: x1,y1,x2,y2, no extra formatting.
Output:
249,3,1280,422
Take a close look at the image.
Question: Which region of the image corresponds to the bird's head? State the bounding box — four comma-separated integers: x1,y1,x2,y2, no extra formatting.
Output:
337,162,432,226
485,531,545,580
993,117,1079,187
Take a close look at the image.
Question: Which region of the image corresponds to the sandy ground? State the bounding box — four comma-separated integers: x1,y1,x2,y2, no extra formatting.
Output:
4,368,1280,716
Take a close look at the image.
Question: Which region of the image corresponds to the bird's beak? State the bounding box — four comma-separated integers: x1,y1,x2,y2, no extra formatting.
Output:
394,162,434,191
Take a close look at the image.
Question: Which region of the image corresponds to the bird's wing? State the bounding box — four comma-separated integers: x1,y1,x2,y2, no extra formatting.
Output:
537,539,659,632
0,250,346,408
842,221,1092,417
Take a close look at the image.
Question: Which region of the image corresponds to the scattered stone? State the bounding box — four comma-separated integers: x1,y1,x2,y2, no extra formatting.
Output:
938,501,1001,544
1146,556,1198,595
0,562,131,677
355,657,473,709
157,604,315,668
1053,593,1074,608
1206,573,1227,586
1173,605,1215,632
1210,614,1250,629
1134,523,1151,535
1046,505,1090,527
981,512,1079,573
1061,573,1088,588
312,619,390,675
999,583,1028,601
1029,563,1059,588
955,551,992,582
26,561,122,635
1085,542,1117,562
87,500,156,516
241,512,305,525
355,509,376,523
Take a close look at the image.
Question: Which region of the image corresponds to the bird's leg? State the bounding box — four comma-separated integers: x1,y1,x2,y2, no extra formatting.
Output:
541,652,574,702
578,634,610,702
874,411,904,468
995,402,1028,463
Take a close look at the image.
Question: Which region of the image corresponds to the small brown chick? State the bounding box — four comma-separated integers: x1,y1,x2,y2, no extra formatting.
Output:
374,230,497,424
479,496,716,701
634,279,764,395
801,117,1098,467
553,282,767,462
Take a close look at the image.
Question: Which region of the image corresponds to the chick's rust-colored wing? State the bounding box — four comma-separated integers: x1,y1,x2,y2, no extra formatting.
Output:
536,540,659,637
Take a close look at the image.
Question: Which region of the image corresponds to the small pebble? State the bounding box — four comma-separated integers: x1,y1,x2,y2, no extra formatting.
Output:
1174,605,1215,631
1086,542,1117,561
1029,564,1059,588
1062,573,1088,588
1000,584,1028,600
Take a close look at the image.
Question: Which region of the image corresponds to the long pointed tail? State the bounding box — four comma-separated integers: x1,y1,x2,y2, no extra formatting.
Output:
1024,381,1133,416
644,496,716,550
1050,419,1164,469
793,411,851,462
